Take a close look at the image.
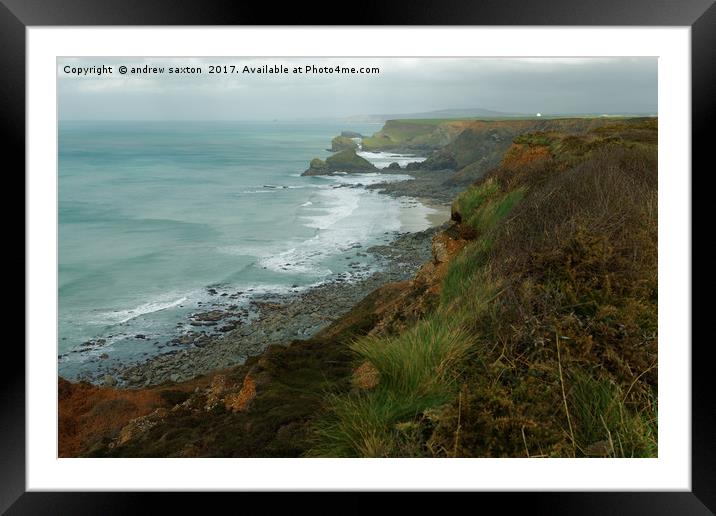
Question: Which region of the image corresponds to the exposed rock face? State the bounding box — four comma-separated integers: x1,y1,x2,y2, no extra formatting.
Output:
302,149,376,176
364,223,472,338
115,412,162,446
406,153,457,171
205,374,231,410
224,374,257,412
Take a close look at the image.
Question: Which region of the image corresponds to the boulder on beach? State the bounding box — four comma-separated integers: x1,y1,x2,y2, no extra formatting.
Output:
192,310,226,322
102,374,117,387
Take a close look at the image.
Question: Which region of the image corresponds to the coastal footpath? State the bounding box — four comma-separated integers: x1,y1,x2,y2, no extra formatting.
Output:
59,117,658,458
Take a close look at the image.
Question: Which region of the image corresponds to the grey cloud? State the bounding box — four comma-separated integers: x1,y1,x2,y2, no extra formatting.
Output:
58,57,657,120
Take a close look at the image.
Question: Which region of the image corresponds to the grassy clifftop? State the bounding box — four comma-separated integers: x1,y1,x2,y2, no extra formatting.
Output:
361,116,652,188
409,117,652,184
361,119,473,152
312,118,657,457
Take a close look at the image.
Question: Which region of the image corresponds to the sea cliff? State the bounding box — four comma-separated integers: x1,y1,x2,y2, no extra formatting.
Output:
59,117,658,458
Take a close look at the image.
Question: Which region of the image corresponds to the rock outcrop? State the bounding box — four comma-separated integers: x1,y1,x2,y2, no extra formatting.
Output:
302,149,376,176
330,135,359,152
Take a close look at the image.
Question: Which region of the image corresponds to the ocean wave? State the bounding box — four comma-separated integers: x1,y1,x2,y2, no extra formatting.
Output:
231,282,303,297
236,190,274,194
260,187,405,275
358,150,427,169
237,184,319,195
96,295,189,325
258,245,333,275
217,175,421,278
332,172,413,187
301,186,362,230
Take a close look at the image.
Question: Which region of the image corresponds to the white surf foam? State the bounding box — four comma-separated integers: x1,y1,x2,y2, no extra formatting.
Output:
97,295,189,325
257,181,404,275
302,186,362,230
358,151,427,169
223,172,432,278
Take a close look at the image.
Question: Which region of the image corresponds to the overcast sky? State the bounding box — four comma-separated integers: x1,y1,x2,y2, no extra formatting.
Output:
58,57,657,120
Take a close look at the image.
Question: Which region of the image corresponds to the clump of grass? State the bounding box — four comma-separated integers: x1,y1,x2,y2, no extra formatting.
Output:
467,188,524,233
452,177,500,226
310,318,472,457
440,242,494,308
351,318,472,397
310,390,440,458
568,368,657,457
452,177,525,233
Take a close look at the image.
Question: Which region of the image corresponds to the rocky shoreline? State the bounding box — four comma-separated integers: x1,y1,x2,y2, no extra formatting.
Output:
63,144,457,389
106,222,447,388
367,167,464,204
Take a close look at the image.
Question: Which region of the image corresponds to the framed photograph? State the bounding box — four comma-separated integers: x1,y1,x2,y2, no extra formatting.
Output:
7,0,711,512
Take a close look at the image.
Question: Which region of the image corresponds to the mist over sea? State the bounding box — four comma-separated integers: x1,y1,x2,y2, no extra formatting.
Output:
58,121,432,379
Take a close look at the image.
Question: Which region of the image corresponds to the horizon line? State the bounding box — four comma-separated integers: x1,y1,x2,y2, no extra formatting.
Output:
58,113,658,123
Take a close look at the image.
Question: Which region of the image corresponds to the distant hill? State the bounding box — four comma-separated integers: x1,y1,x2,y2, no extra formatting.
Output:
344,107,519,123
344,108,656,124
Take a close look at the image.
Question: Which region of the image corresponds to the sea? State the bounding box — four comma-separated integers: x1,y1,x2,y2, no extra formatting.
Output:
58,121,434,380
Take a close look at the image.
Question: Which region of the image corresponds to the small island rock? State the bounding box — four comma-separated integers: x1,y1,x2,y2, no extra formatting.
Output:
302,149,376,176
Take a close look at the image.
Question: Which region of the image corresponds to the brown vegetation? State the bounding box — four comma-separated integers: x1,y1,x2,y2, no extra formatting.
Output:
428,120,658,457
58,377,201,457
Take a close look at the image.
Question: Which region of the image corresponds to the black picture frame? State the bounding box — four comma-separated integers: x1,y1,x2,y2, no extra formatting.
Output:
4,0,711,513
